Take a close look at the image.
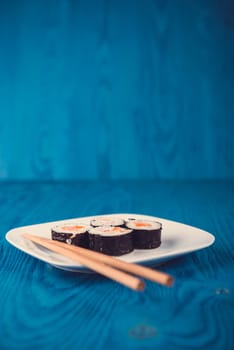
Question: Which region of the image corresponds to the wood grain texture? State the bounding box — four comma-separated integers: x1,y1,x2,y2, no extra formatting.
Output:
0,181,233,349
0,0,234,180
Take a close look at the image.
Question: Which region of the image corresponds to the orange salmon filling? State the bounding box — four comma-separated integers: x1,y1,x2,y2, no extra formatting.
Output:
134,222,152,228
109,227,125,232
61,225,85,231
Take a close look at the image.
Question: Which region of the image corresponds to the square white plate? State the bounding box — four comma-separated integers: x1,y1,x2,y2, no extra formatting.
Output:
5,213,215,272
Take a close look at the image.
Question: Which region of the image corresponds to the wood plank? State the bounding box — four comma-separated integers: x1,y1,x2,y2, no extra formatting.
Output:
0,181,233,349
0,0,234,180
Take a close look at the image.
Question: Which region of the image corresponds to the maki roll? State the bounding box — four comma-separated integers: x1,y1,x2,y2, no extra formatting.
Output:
90,217,125,228
88,226,133,256
126,219,162,249
51,223,89,248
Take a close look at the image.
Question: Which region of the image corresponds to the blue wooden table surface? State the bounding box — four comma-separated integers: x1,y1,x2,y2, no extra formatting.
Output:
0,181,233,350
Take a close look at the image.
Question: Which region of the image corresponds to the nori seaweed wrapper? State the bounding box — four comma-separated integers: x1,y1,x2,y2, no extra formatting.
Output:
51,229,89,248
89,231,133,256
133,229,161,249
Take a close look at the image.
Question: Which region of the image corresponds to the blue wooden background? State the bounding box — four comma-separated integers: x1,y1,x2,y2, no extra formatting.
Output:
0,0,234,180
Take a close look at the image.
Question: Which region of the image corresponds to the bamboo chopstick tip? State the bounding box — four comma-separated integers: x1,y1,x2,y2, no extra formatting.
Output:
136,280,145,292
22,233,31,239
22,233,41,240
165,276,174,287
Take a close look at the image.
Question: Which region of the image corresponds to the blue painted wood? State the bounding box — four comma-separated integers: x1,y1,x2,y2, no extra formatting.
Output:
0,181,234,349
0,0,234,180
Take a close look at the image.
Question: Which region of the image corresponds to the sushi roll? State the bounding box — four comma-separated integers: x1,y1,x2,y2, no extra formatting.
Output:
90,217,125,228
126,219,162,249
88,226,134,256
51,223,89,248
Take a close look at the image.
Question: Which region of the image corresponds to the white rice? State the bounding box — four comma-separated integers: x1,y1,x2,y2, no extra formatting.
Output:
126,220,162,231
52,223,89,234
90,217,125,227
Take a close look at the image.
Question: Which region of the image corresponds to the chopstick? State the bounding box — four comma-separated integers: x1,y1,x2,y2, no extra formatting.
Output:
22,233,174,290
22,233,144,291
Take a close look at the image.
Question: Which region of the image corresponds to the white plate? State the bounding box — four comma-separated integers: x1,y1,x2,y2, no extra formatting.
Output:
5,213,215,272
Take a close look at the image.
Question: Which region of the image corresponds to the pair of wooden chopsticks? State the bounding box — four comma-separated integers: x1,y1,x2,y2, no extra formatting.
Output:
22,233,174,291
